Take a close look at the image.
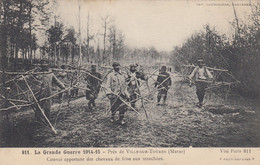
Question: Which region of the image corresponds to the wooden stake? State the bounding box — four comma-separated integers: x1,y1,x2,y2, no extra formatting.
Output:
183,65,229,72
101,85,139,114
135,78,149,121
0,103,33,111
0,94,20,111
22,75,57,134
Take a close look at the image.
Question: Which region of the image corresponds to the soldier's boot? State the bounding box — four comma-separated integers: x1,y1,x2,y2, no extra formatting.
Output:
118,115,126,125
120,120,126,125
196,91,204,108
162,96,167,105
118,110,127,125
110,116,115,123
157,96,161,105
75,89,79,97
88,101,92,108
92,99,96,107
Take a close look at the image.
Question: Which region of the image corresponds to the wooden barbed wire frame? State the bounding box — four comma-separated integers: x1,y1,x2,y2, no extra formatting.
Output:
0,69,84,134
0,63,240,135
177,64,240,101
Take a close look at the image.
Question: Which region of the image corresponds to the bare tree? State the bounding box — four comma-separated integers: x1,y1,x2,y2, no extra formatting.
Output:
100,15,111,64
108,25,116,62
85,13,94,63
232,2,242,47
77,0,82,67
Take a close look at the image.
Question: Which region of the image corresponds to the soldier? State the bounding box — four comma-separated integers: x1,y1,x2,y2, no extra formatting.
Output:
126,64,147,108
105,62,129,125
155,66,172,105
85,65,102,109
34,60,65,122
188,59,213,108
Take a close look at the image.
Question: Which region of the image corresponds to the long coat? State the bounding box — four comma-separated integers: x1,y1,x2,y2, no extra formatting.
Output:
34,72,65,119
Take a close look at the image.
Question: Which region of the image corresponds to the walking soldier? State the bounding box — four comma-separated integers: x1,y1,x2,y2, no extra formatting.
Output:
155,66,172,105
105,62,130,125
188,59,213,108
85,65,102,109
126,64,147,108
34,60,65,121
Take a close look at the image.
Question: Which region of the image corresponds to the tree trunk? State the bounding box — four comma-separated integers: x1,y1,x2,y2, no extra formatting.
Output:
29,3,32,64
34,49,36,59
16,1,23,60
1,0,7,62
113,32,116,60
58,43,60,65
103,22,106,64
15,43,19,59
232,2,241,47
86,13,90,63
11,43,14,59
54,44,56,66
70,44,72,63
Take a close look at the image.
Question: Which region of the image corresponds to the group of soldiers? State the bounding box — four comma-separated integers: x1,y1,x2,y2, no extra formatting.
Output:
34,59,213,125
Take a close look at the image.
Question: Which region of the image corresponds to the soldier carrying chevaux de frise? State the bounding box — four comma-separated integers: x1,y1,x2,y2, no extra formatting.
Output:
105,62,130,125
188,59,213,108
154,66,172,106
126,64,147,108
85,64,102,109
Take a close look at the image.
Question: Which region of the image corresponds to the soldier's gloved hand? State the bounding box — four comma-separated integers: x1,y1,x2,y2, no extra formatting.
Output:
124,90,130,100
106,93,115,99
106,93,112,99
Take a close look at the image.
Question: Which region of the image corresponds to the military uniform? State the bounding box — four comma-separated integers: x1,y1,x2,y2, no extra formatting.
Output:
105,62,129,124
155,66,172,105
34,72,65,121
85,65,102,108
126,65,146,108
189,60,213,107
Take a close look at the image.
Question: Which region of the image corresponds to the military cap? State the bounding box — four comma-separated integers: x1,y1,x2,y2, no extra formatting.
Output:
112,62,120,68
91,64,97,68
130,64,136,68
161,66,166,70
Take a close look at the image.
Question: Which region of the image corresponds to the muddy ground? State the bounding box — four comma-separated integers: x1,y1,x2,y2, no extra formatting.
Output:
0,73,259,147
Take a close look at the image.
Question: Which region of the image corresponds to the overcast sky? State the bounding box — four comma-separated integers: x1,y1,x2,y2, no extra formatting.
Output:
54,0,252,51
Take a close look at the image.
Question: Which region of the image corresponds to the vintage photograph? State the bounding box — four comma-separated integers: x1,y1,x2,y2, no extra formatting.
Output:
0,0,259,148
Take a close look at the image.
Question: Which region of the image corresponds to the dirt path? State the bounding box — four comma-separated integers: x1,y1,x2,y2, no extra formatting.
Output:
1,73,259,147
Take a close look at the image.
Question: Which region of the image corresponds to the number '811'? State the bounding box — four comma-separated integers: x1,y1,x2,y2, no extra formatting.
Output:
22,150,29,154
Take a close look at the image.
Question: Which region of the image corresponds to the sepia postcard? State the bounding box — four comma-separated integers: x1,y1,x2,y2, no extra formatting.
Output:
0,0,259,164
